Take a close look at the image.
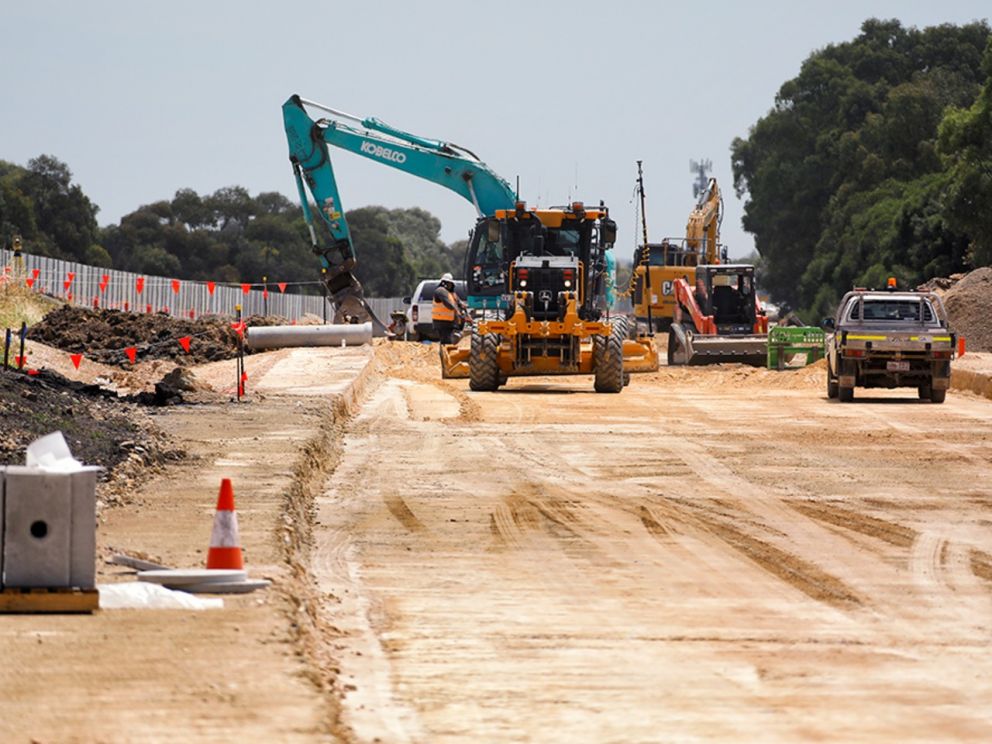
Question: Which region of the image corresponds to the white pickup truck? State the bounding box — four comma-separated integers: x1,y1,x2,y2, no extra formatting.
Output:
823,287,960,403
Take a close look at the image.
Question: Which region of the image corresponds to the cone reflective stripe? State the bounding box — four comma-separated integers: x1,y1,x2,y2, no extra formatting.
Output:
207,479,244,569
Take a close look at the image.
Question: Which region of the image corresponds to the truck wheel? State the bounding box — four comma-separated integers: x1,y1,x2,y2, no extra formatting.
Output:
839,386,854,402
918,385,931,401
594,326,624,393
929,387,946,404
469,331,500,391
827,366,839,399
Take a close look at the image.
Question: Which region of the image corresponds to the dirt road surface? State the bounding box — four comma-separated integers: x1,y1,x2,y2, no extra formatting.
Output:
317,346,992,742
2,341,991,742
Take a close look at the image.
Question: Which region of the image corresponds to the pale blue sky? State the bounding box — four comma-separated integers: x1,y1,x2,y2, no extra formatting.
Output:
2,1,988,261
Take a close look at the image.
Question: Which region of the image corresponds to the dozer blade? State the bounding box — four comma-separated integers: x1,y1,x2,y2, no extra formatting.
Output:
440,342,470,379
687,334,768,366
622,338,660,373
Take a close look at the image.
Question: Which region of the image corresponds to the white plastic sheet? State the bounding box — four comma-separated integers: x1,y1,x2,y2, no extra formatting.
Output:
98,582,224,610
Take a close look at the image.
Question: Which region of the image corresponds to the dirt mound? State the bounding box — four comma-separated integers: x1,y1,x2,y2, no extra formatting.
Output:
28,306,281,367
0,368,179,483
941,268,992,352
916,273,966,295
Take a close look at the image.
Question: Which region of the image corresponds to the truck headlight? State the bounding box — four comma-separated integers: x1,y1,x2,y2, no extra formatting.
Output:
564,280,572,288
519,280,527,288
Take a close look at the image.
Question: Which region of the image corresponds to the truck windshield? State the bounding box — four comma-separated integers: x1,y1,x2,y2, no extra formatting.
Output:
859,300,935,322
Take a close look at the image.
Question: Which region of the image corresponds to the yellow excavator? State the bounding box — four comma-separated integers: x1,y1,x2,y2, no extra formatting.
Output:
629,162,725,332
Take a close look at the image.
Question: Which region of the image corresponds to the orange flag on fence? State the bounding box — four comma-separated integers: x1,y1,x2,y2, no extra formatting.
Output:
25,278,35,288
63,280,72,292
241,283,251,295
207,281,216,295
136,277,145,293
277,282,287,293
171,279,181,294
32,268,40,279
67,272,75,282
178,336,191,353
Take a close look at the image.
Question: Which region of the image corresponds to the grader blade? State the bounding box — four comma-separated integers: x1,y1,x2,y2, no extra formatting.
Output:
622,337,659,373
440,342,470,379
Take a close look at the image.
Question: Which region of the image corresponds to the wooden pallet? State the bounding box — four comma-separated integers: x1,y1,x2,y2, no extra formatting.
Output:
0,587,99,613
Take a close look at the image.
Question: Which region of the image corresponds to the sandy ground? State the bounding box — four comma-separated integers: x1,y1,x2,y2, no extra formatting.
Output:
0,346,372,743
2,339,991,742
316,343,992,742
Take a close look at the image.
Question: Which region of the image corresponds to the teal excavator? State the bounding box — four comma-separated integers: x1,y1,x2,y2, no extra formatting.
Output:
283,95,518,331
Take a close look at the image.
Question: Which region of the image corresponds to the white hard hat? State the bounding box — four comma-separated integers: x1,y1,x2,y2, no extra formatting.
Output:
440,272,454,283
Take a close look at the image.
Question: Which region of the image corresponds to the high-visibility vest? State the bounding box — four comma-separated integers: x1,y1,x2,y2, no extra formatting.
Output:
433,289,458,322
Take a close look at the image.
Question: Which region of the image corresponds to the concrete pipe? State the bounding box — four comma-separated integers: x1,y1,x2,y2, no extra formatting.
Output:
245,322,373,350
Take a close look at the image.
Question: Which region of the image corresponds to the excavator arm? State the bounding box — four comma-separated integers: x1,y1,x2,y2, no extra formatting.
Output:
282,95,516,327
684,177,723,264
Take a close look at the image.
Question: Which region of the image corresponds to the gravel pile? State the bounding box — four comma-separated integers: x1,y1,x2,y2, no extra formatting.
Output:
925,268,992,352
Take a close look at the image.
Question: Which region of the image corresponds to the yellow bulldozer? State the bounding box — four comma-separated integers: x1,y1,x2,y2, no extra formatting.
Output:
440,201,657,391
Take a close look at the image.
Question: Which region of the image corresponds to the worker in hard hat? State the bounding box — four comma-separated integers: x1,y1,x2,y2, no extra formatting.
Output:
432,273,468,343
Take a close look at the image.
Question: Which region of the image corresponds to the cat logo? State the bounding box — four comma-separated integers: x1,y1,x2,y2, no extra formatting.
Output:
538,289,553,304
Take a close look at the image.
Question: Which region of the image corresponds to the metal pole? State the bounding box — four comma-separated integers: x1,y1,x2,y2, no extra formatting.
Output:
235,304,244,401
3,328,10,370
18,322,27,369
636,161,654,335
321,268,328,324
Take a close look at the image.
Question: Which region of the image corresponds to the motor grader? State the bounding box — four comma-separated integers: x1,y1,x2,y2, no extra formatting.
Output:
440,201,657,392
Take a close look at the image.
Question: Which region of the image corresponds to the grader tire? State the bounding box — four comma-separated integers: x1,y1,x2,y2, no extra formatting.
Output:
594,324,625,393
469,332,500,391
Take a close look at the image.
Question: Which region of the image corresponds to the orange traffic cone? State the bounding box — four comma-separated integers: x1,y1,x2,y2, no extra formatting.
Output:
206,478,244,569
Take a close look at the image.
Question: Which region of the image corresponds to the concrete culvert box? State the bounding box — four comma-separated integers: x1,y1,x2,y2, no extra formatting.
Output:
1,467,98,590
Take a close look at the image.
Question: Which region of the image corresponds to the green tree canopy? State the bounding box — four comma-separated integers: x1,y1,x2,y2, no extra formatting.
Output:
939,37,992,266
732,18,990,318
2,155,467,296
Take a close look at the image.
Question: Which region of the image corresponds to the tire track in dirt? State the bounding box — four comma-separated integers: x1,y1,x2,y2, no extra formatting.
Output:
310,378,428,743
479,426,859,609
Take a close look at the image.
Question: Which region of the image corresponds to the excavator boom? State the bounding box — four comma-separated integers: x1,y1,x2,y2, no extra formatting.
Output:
282,95,516,329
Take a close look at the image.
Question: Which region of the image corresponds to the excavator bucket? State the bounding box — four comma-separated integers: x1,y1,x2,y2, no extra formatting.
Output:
332,289,392,337
684,334,768,366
